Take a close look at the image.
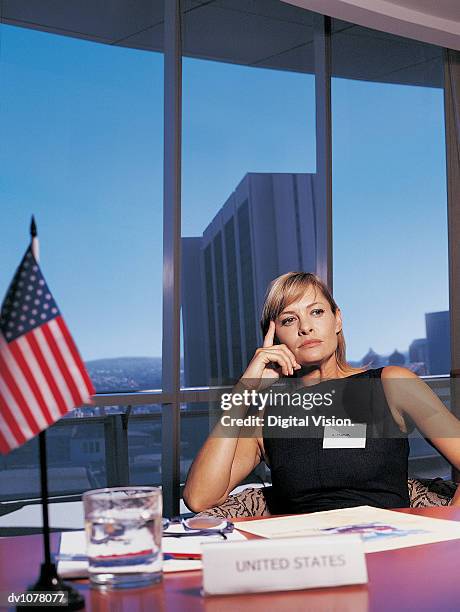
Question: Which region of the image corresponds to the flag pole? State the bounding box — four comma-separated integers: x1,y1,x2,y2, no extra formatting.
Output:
17,218,85,611
30,217,52,571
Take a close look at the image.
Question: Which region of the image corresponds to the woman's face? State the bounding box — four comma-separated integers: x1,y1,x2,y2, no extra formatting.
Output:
274,287,342,366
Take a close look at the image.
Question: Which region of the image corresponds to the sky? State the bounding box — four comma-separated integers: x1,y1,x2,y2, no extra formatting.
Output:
0,23,448,363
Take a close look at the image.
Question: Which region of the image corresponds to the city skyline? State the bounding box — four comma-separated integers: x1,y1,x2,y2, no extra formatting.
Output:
0,23,449,364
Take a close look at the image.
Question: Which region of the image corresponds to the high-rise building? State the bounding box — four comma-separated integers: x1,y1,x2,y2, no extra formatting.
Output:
425,311,450,375
409,338,429,366
181,172,320,386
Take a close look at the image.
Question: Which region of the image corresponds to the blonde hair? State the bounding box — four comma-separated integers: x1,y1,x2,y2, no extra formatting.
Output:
260,271,370,375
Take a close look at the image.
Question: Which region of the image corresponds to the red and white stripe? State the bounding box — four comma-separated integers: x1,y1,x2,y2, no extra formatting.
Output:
0,315,94,454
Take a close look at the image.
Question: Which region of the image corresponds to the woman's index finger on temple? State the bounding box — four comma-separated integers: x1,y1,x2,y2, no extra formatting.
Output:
263,319,276,347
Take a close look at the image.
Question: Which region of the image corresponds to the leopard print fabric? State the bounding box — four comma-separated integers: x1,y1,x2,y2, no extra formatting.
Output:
194,487,270,519
408,477,457,508
194,478,458,519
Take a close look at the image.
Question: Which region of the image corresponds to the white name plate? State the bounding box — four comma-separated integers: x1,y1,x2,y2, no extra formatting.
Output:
201,534,367,596
323,423,367,448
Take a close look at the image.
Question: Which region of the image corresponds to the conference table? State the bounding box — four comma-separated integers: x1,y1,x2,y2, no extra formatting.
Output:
1,506,460,611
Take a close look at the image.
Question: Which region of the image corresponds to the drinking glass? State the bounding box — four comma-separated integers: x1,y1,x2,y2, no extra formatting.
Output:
83,486,162,589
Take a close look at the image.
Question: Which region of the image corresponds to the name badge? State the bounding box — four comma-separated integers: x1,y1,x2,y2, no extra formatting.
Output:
323,423,367,448
201,534,367,596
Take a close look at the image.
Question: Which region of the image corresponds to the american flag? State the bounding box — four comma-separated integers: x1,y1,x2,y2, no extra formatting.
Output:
0,244,95,453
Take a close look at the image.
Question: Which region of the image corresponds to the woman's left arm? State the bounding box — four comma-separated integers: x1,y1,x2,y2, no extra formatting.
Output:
381,366,460,505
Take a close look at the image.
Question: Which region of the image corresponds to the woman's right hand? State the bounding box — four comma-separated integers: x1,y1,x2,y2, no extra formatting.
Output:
240,320,301,391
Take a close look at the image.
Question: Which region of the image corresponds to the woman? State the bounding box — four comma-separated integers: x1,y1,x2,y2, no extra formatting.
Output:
183,271,460,513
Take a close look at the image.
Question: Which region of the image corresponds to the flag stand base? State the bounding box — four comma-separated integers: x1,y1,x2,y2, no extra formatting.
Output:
16,562,85,611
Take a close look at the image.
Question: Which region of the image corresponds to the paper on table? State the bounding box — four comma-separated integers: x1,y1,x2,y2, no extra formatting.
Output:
57,526,247,578
57,531,202,577
234,505,460,553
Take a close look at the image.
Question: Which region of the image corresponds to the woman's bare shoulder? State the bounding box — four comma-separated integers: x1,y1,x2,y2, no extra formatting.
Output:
380,365,421,432
381,365,419,380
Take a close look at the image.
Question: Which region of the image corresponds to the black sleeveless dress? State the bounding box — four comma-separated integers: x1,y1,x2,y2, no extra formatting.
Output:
262,367,411,514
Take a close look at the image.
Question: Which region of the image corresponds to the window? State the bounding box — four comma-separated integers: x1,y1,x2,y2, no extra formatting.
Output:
330,20,450,478
0,421,106,500
0,19,164,394
0,2,456,514
331,21,449,376
180,0,317,388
